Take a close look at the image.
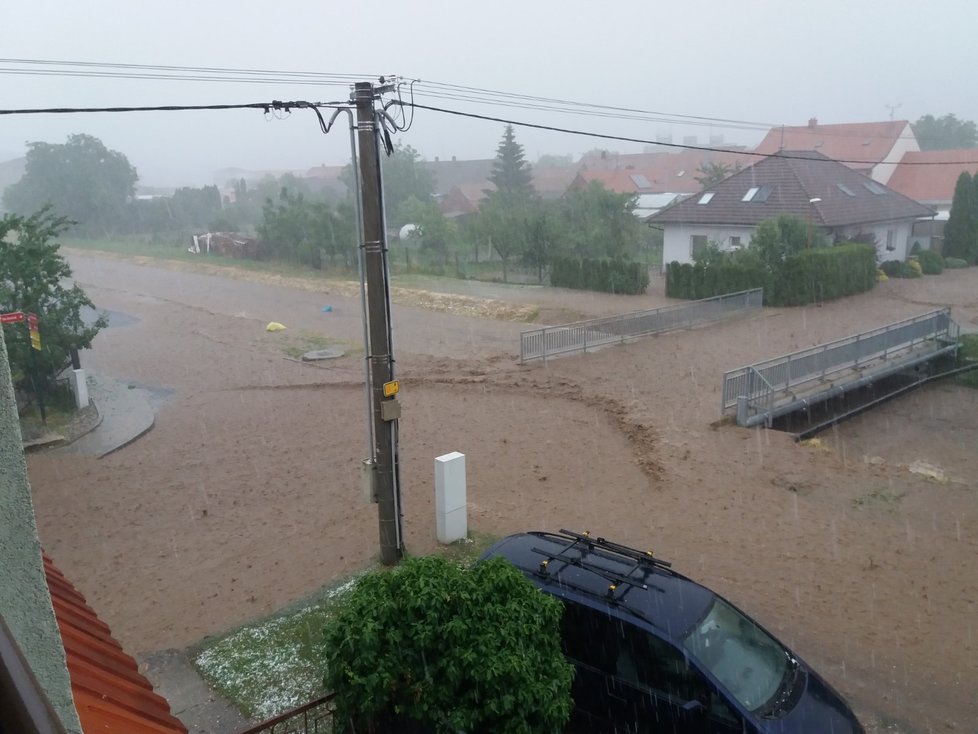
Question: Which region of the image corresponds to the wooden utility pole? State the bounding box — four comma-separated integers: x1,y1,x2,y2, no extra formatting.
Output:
354,81,403,565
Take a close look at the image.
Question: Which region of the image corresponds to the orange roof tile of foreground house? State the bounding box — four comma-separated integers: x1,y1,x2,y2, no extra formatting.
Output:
44,555,188,734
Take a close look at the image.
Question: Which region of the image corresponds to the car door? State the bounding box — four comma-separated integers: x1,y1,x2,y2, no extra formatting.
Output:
560,601,750,733
610,623,750,733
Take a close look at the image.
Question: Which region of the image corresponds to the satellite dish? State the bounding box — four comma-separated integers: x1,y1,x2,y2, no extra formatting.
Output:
398,223,419,241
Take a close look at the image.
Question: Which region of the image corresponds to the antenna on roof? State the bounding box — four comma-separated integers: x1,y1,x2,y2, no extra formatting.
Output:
885,102,902,121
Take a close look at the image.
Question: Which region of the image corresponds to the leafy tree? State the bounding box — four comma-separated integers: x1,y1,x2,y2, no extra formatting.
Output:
535,153,574,168
258,188,355,268
474,191,531,281
523,200,563,282
559,182,641,259
749,214,817,270
694,161,742,189
912,114,978,151
322,555,574,734
394,196,458,264
341,142,436,225
489,125,535,197
944,171,977,263
0,209,106,398
3,134,138,236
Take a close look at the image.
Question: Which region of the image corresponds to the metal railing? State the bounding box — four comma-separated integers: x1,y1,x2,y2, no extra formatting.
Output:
238,694,339,734
721,308,959,416
520,288,763,362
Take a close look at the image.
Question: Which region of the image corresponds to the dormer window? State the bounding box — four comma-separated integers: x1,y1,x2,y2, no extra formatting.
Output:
698,192,715,204
742,185,774,202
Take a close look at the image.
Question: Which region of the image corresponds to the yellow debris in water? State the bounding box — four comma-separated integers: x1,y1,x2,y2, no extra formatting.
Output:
800,437,828,451
265,322,288,332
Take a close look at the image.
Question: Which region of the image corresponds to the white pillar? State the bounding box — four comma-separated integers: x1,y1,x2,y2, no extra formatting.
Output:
435,451,467,544
70,369,89,410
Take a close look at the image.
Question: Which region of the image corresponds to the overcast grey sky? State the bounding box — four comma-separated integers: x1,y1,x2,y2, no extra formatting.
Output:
3,0,975,187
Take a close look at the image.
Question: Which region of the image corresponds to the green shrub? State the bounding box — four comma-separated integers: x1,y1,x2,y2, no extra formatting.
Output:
879,260,905,277
772,244,877,305
944,256,969,269
668,243,875,306
916,249,944,274
881,260,924,278
551,255,648,294
665,260,767,299
322,555,574,734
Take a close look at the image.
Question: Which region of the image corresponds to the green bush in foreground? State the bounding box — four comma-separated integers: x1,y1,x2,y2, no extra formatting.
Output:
322,555,574,734
916,249,944,274
944,256,969,269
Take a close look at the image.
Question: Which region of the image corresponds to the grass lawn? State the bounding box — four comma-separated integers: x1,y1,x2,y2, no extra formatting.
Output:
193,532,498,720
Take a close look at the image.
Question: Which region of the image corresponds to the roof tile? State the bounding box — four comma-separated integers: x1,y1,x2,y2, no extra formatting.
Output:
44,555,188,734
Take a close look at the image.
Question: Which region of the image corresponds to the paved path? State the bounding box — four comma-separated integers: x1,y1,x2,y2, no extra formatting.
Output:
54,374,157,458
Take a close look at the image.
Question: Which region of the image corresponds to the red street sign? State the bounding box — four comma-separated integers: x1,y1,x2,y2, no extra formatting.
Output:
27,313,38,330
0,311,25,324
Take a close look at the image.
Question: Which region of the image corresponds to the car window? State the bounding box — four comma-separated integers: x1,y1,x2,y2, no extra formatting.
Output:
561,601,740,724
682,598,789,712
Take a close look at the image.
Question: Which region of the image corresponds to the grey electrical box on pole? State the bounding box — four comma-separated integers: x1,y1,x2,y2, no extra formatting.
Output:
354,81,404,566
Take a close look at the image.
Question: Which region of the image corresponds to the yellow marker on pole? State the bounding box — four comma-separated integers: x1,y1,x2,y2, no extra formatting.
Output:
383,379,400,398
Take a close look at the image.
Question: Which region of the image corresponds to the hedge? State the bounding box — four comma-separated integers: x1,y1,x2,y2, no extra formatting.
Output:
944,257,969,269
915,249,944,274
880,260,922,279
665,260,767,300
550,256,649,294
667,243,876,306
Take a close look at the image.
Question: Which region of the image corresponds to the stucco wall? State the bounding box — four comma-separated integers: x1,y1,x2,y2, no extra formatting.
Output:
0,328,82,733
872,122,921,185
662,224,757,264
837,220,914,262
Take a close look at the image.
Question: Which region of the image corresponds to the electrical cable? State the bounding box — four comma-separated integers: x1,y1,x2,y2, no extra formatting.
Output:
0,58,931,144
394,101,978,167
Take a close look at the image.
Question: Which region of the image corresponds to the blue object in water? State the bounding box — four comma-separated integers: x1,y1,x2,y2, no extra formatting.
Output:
321,305,333,313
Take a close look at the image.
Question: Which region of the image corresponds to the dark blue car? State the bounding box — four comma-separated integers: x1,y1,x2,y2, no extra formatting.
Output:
481,530,865,734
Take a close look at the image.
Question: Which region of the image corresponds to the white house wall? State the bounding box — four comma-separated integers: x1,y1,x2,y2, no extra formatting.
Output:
835,220,915,262
872,122,920,185
662,225,757,264
664,220,918,265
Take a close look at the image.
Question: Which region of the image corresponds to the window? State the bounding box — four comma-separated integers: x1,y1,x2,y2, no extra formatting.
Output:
886,229,896,251
631,173,652,189
742,185,773,202
753,184,774,202
837,183,856,197
683,598,790,713
691,235,709,258
698,192,715,205
863,181,888,195
729,236,741,249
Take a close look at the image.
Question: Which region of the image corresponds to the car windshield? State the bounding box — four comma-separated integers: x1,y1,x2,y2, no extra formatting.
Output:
682,598,789,712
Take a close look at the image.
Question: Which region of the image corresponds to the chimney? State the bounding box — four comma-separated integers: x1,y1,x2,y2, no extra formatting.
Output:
452,155,456,162
808,117,818,129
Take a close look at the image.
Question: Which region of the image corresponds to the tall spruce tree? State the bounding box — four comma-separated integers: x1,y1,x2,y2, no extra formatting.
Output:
488,125,535,197
944,171,977,262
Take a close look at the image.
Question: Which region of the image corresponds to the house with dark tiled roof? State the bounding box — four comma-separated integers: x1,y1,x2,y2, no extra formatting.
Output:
649,150,935,265
754,119,919,184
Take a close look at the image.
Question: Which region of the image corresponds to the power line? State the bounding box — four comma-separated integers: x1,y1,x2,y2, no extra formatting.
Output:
0,100,351,136
0,58,931,144
397,101,978,167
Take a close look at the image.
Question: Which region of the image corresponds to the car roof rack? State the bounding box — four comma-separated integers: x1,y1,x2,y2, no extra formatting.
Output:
530,529,675,605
